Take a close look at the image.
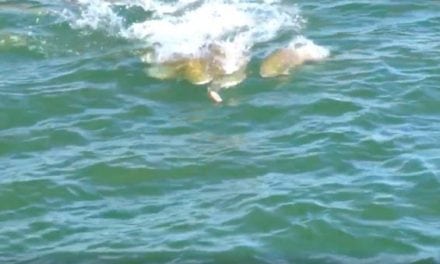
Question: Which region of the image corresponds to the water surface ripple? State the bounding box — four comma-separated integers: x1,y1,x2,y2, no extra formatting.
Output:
1,0,439,263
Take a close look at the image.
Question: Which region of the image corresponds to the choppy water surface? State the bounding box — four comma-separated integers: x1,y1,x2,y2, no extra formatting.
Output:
1,0,440,263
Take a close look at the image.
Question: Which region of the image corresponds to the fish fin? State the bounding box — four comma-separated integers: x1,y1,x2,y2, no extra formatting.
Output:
208,89,223,103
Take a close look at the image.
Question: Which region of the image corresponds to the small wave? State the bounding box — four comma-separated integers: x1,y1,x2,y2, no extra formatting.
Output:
60,0,330,103
63,0,310,68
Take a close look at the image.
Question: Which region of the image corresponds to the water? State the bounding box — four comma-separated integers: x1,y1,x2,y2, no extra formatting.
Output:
1,0,440,263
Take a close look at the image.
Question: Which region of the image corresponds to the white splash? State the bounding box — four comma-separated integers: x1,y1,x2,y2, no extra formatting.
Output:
70,0,124,32
64,0,306,70
288,36,330,62
63,0,329,101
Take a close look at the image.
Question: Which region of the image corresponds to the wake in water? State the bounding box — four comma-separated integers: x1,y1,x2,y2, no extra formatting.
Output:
64,0,329,102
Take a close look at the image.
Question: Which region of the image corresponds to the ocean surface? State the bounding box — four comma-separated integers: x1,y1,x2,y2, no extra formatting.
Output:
1,0,439,263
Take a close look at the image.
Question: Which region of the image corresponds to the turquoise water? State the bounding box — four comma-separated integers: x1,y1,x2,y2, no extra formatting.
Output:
1,0,440,263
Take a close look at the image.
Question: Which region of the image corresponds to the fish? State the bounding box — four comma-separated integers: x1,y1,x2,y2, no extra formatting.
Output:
0,34,28,49
260,38,329,78
181,58,213,85
143,44,249,103
259,48,303,78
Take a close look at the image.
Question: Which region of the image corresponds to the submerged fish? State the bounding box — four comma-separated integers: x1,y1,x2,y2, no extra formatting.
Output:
260,38,329,78
181,58,213,85
143,38,328,101
259,48,303,78
145,57,213,84
0,34,28,49
144,45,248,103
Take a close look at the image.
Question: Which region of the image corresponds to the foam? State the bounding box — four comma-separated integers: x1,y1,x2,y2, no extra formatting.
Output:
288,36,330,62
63,0,307,73
70,0,124,32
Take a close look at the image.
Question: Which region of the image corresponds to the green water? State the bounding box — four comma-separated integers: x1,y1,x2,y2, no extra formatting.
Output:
1,0,440,263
